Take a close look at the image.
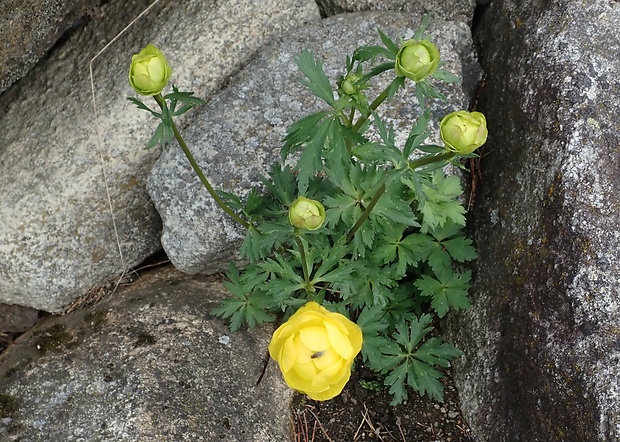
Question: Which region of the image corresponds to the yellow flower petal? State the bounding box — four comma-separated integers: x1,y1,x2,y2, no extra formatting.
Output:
312,348,341,370
324,320,354,359
292,359,318,380
299,326,329,352
280,335,297,373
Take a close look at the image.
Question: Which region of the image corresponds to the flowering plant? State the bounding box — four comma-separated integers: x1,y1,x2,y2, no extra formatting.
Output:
129,16,485,405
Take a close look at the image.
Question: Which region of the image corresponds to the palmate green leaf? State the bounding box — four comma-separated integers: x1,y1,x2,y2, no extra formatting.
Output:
165,86,206,116
414,337,463,367
353,45,394,62
406,359,445,403
404,109,431,158
262,164,296,207
239,224,262,262
377,315,463,404
356,305,388,335
414,270,472,317
378,28,400,57
386,363,409,405
372,189,417,230
281,111,329,160
127,97,161,118
432,68,460,84
354,264,399,308
310,238,350,280
415,80,446,108
213,262,273,331
356,62,396,85
323,193,360,230
295,49,336,106
296,117,333,194
144,122,166,149
418,172,466,230
211,294,274,331
323,119,352,171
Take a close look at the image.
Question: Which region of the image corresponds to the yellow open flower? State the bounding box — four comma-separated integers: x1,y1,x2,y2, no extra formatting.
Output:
268,302,363,401
128,44,172,96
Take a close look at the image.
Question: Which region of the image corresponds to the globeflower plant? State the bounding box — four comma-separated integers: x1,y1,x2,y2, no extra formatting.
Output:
128,16,485,405
268,302,362,401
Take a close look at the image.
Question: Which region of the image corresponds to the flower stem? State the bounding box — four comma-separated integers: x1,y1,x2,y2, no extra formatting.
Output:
153,94,249,229
351,79,394,132
294,234,313,292
346,182,386,240
408,151,456,170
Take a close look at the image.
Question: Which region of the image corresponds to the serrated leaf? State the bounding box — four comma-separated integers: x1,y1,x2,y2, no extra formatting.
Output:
404,109,431,158
296,117,332,194
127,97,161,118
413,14,432,41
378,28,400,57
281,111,329,160
442,236,477,262
353,45,394,62
357,62,396,84
414,271,472,317
295,49,335,106
386,363,409,405
433,68,461,83
357,305,388,335
407,359,445,402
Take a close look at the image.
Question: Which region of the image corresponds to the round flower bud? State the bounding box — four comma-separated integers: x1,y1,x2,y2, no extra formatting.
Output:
289,197,325,231
128,44,172,96
268,302,363,401
394,40,440,82
339,72,362,95
440,110,488,154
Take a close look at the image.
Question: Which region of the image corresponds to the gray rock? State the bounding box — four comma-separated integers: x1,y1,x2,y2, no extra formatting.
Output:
0,265,292,441
449,0,620,440
0,304,39,333
315,0,477,26
0,0,320,312
148,11,479,274
0,0,101,96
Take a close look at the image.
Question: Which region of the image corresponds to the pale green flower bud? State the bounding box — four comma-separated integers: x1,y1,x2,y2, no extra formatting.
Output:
395,40,440,82
339,72,362,96
289,197,325,230
128,44,172,96
440,110,488,154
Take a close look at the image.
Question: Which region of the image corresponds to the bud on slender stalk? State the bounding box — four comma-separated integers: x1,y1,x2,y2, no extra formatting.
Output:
395,39,440,82
440,110,488,154
128,44,172,96
289,197,325,231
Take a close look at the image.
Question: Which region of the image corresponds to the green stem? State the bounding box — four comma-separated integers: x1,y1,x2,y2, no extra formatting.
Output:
346,182,386,241
153,94,249,229
294,234,312,291
351,82,392,132
347,107,356,129
408,151,456,170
